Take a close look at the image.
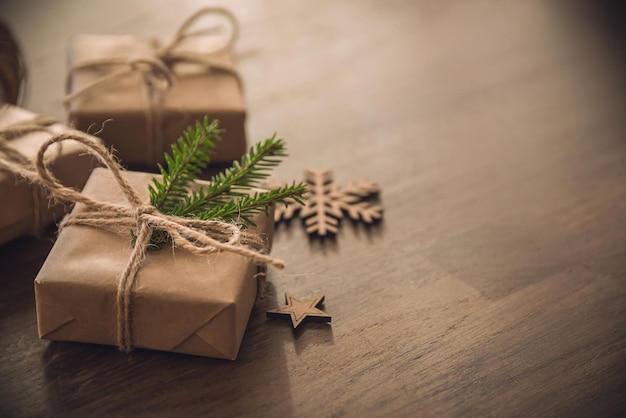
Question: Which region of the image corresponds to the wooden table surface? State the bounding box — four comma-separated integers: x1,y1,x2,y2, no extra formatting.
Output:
1,0,625,416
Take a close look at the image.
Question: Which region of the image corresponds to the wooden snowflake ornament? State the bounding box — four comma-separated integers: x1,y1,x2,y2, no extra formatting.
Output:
266,293,331,328
270,169,383,236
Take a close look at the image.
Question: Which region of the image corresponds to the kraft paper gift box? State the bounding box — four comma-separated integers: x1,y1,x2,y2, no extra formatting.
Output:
0,104,99,245
34,168,274,360
65,9,246,168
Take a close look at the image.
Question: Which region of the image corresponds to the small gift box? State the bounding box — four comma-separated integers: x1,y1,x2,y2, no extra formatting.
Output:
65,8,246,168
0,104,99,245
35,166,275,360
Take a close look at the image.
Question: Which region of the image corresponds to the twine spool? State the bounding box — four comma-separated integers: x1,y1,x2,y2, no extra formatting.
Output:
0,19,25,105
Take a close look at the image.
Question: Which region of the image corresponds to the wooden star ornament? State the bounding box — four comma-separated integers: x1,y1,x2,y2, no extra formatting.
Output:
266,293,332,328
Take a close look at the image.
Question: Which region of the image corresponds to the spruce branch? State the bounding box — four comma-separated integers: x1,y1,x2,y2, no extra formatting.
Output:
147,118,305,239
167,135,295,219
197,182,307,224
148,117,221,213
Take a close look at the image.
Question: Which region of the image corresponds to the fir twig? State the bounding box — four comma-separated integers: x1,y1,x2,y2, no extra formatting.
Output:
198,182,307,224
149,117,220,213
147,118,305,235
168,136,294,218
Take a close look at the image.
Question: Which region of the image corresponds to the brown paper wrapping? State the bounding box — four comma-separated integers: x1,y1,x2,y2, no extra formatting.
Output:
0,104,99,245
34,168,274,360
66,33,246,167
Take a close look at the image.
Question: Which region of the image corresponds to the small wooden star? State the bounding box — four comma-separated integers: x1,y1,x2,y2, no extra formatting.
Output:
266,293,332,328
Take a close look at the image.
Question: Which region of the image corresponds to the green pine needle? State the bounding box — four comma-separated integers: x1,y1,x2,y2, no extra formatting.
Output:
149,116,220,212
148,117,305,238
197,181,307,224
168,135,295,218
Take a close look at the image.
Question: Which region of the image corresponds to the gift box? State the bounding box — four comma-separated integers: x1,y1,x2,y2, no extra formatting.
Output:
65,8,246,168
0,104,99,245
34,167,274,360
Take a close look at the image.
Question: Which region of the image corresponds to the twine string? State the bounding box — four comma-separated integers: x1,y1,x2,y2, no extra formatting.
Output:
63,57,176,104
0,115,57,163
162,7,239,56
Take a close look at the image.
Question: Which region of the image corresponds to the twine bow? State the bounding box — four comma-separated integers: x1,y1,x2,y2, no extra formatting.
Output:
0,114,58,234
63,7,241,164
1,131,284,352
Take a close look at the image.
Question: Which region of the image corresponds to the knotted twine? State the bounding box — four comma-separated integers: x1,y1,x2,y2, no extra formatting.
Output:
63,7,241,164
0,132,284,353
0,114,58,234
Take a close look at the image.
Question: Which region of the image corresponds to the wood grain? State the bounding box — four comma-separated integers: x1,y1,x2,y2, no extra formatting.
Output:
1,0,625,416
